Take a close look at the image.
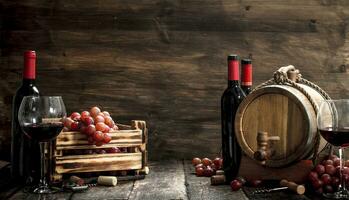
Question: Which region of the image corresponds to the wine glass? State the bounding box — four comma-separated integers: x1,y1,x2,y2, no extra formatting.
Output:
318,99,349,199
18,96,66,194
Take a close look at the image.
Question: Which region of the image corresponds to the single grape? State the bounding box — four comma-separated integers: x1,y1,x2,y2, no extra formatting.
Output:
312,179,323,189
82,116,94,126
325,165,336,176
71,121,80,131
343,167,349,175
84,149,94,154
102,125,110,133
70,112,81,121
236,177,246,185
96,122,107,132
103,133,112,143
204,166,214,177
195,163,204,169
85,125,96,136
96,149,106,154
90,106,101,117
202,158,212,166
212,157,221,167
230,180,242,191
192,158,202,166
93,131,104,142
63,117,74,129
210,163,217,172
308,171,319,182
106,147,121,153
323,160,334,166
333,158,341,167
63,127,69,132
97,112,105,117
315,164,325,175
81,111,90,119
113,125,119,130
102,111,110,117
94,115,105,123
79,124,87,134
196,167,204,176
104,116,114,128
321,174,332,185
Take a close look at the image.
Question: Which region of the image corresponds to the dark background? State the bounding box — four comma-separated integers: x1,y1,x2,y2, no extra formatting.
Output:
0,0,348,161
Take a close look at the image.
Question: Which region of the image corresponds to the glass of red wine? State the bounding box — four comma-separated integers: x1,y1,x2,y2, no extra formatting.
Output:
18,96,66,194
318,99,349,199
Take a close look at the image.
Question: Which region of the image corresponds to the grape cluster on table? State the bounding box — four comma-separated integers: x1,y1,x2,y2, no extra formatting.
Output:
307,155,349,195
62,106,118,146
192,157,262,191
192,157,223,177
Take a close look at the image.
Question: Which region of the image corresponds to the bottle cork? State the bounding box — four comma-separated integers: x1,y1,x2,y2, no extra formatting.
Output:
211,175,226,185
97,176,117,186
70,175,84,186
215,170,224,175
280,179,305,195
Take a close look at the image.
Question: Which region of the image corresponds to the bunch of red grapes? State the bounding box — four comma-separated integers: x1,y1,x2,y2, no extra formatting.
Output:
63,106,118,146
192,157,223,177
67,147,126,155
307,155,349,195
192,157,262,191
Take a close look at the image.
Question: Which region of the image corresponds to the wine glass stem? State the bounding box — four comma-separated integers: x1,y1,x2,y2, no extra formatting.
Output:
39,142,47,187
339,147,346,191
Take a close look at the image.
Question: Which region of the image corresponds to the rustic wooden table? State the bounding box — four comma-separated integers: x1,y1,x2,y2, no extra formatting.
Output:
1,160,312,200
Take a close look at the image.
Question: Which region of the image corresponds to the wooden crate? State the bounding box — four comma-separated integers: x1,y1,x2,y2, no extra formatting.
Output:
51,120,148,182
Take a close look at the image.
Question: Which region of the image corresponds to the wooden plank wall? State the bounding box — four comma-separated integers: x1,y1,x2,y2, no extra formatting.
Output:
0,0,348,161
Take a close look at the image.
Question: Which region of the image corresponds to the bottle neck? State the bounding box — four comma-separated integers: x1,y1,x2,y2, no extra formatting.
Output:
228,80,239,87
241,63,252,86
228,59,239,82
22,79,36,86
23,51,36,79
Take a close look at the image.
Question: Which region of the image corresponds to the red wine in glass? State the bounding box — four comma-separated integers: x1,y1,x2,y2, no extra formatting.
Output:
23,123,63,142
319,127,349,147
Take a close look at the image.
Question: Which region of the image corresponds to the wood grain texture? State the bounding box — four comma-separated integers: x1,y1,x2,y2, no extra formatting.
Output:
235,84,327,167
1,0,349,161
128,160,188,200
183,161,249,200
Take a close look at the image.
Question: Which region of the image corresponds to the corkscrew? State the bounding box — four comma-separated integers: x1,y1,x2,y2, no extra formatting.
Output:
252,186,288,194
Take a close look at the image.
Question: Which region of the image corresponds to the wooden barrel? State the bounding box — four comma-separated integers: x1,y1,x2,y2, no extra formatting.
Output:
235,84,327,168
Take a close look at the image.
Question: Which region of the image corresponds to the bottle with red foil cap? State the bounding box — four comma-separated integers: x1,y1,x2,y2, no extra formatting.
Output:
241,58,252,95
221,55,245,183
11,50,40,184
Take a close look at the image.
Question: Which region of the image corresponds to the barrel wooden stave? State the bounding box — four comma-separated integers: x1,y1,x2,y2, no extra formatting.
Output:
235,84,327,167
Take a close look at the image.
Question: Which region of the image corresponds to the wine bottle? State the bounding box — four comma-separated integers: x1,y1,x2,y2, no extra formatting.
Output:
11,50,40,184
221,55,245,183
241,58,252,95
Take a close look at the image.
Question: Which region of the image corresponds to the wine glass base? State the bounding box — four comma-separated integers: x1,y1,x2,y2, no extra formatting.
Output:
28,185,60,194
323,190,349,199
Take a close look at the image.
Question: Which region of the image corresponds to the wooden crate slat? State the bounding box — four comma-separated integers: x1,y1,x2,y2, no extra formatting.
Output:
56,130,142,147
56,152,133,160
56,143,141,150
56,152,142,173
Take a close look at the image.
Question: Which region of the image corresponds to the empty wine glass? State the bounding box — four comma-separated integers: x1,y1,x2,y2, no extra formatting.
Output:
18,96,66,194
317,99,349,199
